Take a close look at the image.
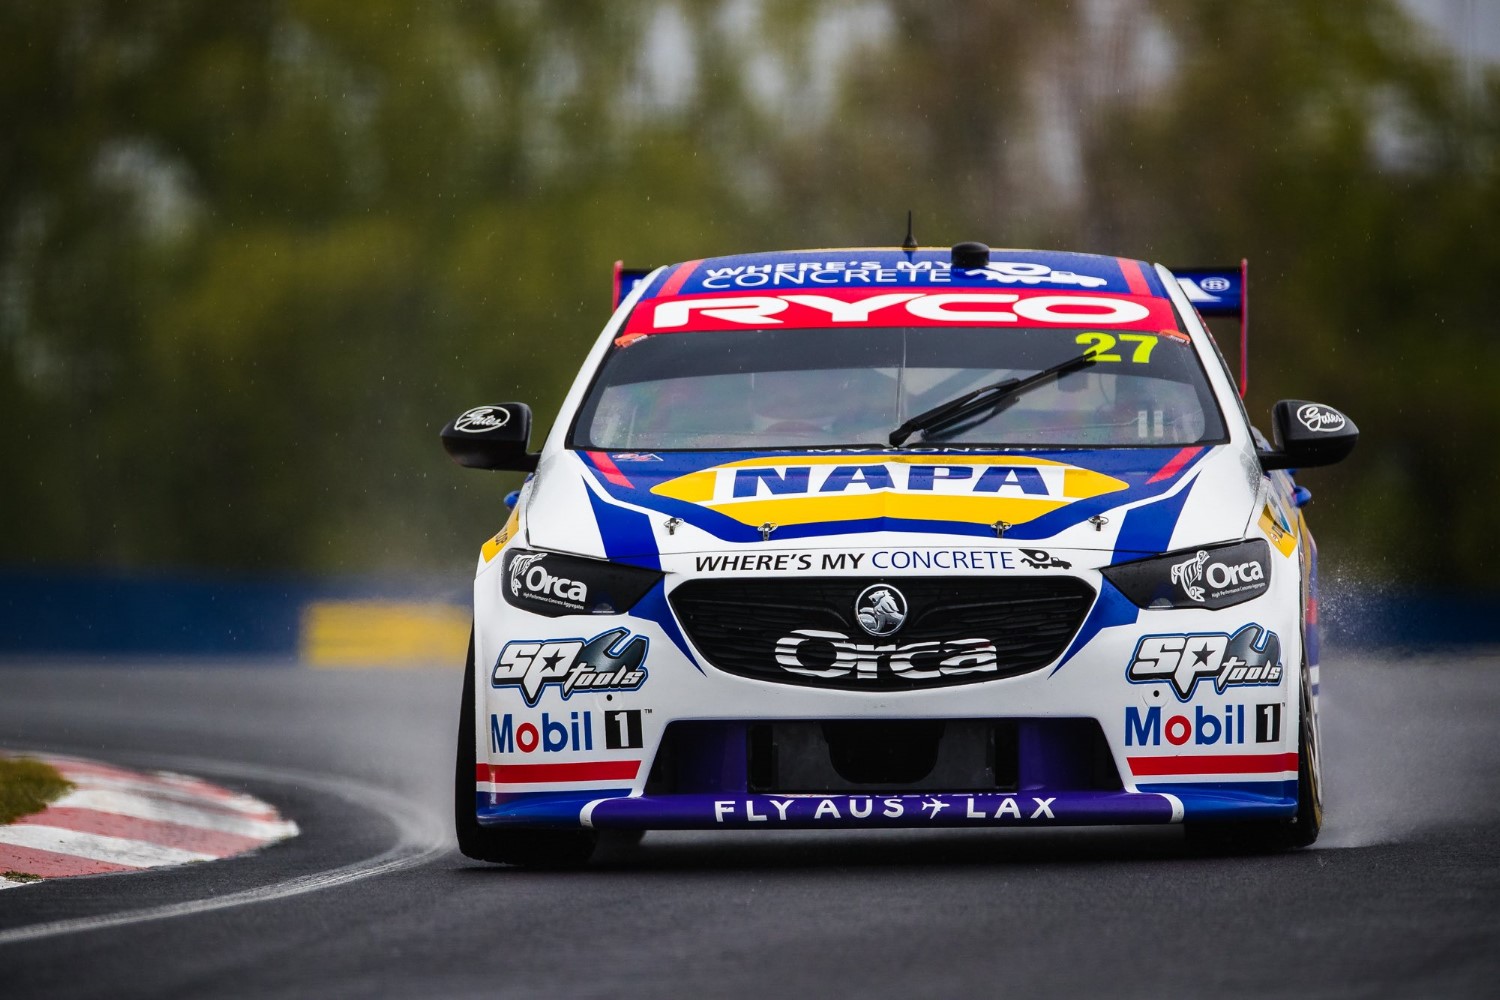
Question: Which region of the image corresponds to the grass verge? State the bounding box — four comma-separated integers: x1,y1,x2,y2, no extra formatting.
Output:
0,755,73,825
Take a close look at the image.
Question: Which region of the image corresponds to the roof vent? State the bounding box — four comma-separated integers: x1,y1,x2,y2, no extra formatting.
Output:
951,242,990,269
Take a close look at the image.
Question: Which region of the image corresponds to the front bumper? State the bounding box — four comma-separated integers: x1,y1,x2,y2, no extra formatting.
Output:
472,543,1305,832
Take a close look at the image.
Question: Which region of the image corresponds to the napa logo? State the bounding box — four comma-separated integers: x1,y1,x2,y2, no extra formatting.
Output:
650,456,1126,530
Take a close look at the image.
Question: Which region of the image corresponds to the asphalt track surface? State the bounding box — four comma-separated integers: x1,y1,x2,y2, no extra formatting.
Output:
1,650,1497,999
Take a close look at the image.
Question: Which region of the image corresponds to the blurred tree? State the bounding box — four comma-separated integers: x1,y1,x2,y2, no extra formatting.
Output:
0,0,1494,587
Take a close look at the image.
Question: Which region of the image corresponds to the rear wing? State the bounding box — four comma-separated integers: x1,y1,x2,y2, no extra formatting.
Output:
1174,260,1249,397
613,261,654,310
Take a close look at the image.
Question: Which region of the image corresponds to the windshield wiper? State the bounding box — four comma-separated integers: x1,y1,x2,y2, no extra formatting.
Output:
887,351,1098,447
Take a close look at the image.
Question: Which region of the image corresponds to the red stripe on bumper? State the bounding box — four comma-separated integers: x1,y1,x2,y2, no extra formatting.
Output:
477,761,641,784
1128,752,1298,776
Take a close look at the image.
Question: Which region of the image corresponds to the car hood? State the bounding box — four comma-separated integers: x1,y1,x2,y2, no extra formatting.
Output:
522,445,1261,566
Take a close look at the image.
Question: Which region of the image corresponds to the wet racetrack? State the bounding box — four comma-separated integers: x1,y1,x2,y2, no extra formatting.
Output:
1,650,1497,998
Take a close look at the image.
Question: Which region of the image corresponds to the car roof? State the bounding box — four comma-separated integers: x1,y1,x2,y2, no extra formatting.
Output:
634,247,1171,301
618,247,1182,335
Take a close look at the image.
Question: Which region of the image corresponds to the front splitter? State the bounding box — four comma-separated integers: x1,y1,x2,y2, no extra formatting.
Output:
579,790,1184,830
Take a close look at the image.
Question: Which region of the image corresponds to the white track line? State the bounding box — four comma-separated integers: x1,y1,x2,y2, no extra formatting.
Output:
0,751,448,947
0,825,215,868
51,788,298,840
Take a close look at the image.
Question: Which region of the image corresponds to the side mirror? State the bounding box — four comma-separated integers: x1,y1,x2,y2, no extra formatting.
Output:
440,404,538,471
1258,400,1358,471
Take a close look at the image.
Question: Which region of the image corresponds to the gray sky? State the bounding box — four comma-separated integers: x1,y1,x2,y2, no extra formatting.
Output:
1402,0,1500,68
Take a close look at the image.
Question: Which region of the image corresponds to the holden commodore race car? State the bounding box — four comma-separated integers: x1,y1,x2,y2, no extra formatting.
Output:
441,243,1357,866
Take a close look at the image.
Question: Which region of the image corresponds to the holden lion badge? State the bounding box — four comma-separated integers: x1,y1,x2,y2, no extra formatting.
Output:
855,584,908,637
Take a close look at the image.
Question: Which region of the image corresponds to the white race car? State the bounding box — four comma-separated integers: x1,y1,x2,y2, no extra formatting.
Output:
443,243,1357,866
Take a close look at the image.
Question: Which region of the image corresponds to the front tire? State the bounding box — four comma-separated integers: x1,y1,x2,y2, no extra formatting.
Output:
454,630,598,867
1185,662,1321,853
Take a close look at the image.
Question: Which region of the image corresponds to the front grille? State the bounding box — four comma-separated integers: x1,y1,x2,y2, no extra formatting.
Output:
668,576,1096,690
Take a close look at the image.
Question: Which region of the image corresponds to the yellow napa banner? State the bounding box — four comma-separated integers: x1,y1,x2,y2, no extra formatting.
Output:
651,455,1127,529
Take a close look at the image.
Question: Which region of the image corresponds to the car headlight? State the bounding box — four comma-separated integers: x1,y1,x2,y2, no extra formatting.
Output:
1102,539,1271,610
501,548,661,617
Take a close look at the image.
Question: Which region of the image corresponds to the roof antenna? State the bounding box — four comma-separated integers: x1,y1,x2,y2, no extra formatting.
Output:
901,211,917,253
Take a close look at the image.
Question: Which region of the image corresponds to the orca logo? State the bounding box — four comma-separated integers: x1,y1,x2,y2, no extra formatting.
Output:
1205,559,1264,589
774,629,997,681
509,553,587,606
1170,550,1212,602
1171,550,1265,604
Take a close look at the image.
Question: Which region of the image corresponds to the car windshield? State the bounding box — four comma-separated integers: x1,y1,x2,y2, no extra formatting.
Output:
571,325,1227,451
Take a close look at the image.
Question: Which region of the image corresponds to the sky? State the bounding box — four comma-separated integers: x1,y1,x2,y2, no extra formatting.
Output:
1403,0,1500,69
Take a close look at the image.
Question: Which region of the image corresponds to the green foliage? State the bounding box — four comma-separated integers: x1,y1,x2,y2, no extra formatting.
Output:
0,756,72,825
1,0,1495,586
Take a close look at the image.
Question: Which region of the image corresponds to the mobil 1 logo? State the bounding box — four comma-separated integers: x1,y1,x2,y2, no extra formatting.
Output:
1125,701,1284,747
604,709,644,750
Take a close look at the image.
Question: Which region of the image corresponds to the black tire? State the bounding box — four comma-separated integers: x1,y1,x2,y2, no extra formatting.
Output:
454,630,598,867
1185,663,1322,853
1285,662,1323,847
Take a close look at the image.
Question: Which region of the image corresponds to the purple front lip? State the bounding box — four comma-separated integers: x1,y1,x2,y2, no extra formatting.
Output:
582,790,1181,830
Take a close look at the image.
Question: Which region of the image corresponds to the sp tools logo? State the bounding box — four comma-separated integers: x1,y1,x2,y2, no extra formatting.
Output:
651,455,1126,532
492,628,648,706
1126,624,1283,701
